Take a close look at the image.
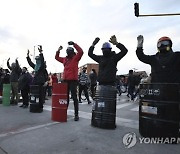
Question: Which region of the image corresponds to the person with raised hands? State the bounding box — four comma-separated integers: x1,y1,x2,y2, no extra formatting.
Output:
136,35,180,83
27,45,48,112
55,41,83,121
7,57,22,105
88,35,128,86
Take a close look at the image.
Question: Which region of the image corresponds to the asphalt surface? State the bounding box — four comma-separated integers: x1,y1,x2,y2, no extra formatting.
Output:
0,93,180,154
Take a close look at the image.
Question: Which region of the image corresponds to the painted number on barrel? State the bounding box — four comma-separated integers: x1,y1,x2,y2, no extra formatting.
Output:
31,96,35,101
59,99,67,104
98,102,105,107
36,98,39,103
140,89,160,97
142,106,157,115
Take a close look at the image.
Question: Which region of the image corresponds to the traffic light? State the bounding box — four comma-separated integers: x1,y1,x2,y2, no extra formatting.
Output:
134,3,139,17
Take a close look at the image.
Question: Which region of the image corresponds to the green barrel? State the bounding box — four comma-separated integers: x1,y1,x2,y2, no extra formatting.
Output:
2,84,11,106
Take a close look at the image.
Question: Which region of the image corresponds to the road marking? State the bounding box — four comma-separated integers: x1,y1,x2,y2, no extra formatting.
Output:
0,104,138,138
0,122,59,138
44,105,138,129
116,102,133,109
130,106,139,111
43,105,52,111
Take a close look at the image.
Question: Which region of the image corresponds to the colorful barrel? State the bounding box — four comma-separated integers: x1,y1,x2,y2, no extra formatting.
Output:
2,84,11,106
52,83,68,122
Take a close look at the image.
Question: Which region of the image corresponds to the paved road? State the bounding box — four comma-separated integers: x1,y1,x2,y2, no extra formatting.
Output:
0,93,179,154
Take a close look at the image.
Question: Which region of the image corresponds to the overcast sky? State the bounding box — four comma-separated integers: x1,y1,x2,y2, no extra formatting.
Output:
0,0,180,75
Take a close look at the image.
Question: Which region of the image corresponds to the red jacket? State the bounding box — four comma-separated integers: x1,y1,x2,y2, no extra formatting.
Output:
55,43,83,81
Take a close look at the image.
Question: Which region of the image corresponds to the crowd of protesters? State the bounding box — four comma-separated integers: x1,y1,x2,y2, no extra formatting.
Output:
0,34,179,121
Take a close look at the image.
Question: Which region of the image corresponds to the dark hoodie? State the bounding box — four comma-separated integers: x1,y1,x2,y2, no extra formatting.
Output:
136,47,180,83
7,60,21,82
88,43,128,85
27,53,48,85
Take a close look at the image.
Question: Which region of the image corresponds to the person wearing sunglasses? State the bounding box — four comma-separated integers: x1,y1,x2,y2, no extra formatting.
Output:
136,35,180,83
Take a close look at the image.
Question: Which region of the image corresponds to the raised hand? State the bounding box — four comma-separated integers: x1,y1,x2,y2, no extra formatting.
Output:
27,49,30,57
137,35,144,48
58,46,63,51
92,37,100,46
38,45,43,53
109,35,118,45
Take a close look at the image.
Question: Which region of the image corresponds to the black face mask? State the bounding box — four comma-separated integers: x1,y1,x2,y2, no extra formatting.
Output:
11,63,16,68
158,46,170,54
102,49,111,57
67,52,75,58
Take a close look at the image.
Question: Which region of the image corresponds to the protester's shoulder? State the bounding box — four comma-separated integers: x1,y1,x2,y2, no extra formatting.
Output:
174,51,180,55
112,51,119,57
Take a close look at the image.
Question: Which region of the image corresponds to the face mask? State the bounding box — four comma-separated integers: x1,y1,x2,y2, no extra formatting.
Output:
34,59,41,72
11,63,16,68
102,49,111,57
158,46,170,54
67,53,75,58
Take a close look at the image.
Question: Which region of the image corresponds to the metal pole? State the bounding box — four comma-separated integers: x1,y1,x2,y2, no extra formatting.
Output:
138,13,180,17
33,46,35,63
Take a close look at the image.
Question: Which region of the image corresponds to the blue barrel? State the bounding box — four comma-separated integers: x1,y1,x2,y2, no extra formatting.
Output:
91,85,117,129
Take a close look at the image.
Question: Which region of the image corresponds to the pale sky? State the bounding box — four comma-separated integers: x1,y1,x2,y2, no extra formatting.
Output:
0,0,180,75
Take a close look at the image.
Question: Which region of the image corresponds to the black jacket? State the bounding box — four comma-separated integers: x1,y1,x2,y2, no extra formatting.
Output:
27,53,48,85
7,60,21,82
89,72,97,85
18,72,32,90
136,47,180,83
88,43,128,85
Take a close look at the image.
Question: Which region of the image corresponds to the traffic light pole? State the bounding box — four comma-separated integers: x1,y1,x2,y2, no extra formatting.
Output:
134,3,180,17
138,13,180,17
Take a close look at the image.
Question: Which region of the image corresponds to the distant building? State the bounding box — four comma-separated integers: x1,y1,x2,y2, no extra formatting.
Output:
79,63,99,75
120,71,148,78
55,63,99,82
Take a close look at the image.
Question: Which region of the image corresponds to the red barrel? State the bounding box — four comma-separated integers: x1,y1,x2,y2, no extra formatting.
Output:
51,83,68,122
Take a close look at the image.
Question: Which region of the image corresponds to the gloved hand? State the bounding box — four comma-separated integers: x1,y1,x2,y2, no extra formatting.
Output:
68,41,75,45
92,37,100,46
109,35,118,45
27,49,30,57
137,35,144,48
58,46,63,51
38,45,43,53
